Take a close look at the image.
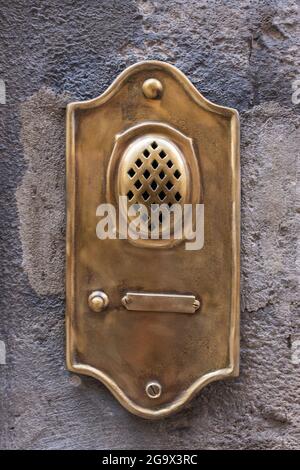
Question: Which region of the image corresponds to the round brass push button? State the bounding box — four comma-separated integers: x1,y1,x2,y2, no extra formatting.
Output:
88,291,109,312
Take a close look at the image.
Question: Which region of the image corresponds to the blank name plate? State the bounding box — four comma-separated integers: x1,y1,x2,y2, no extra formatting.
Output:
122,292,200,314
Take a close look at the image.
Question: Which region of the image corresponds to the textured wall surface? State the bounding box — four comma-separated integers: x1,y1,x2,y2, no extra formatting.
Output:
0,0,299,449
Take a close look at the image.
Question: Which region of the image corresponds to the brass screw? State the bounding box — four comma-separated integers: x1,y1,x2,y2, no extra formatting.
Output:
121,295,133,307
142,78,163,99
146,381,162,399
88,291,109,313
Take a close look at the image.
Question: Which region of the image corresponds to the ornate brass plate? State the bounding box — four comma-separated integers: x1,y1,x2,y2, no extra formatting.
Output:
66,61,240,419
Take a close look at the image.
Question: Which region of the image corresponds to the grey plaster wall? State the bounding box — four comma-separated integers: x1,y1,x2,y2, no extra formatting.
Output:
0,0,299,449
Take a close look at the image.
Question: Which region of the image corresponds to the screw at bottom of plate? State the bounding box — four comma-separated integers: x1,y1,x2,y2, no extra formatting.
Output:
146,381,162,399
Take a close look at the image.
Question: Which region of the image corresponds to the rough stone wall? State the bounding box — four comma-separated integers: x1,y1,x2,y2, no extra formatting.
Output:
0,0,299,449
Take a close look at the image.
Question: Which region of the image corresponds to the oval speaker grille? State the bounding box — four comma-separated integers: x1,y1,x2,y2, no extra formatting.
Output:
119,135,187,215
107,122,200,247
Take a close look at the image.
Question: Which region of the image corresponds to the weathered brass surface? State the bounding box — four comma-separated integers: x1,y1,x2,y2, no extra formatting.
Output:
142,78,163,99
107,121,200,247
146,381,162,399
88,291,109,313
66,61,240,419
119,133,187,211
122,292,200,314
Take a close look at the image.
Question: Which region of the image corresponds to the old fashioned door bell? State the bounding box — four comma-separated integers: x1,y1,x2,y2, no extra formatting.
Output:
66,61,240,418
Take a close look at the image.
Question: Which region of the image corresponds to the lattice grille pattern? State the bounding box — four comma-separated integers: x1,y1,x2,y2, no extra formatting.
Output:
124,140,184,209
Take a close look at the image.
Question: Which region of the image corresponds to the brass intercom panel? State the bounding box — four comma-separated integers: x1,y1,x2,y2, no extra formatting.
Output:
66,61,240,418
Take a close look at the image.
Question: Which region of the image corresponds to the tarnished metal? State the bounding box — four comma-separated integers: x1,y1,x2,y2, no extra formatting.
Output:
107,121,200,247
122,292,200,314
119,134,187,210
142,78,163,99
66,61,240,419
145,381,162,399
88,291,109,313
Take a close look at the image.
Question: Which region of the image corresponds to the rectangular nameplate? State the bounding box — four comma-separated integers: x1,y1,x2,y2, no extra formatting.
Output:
122,292,200,314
